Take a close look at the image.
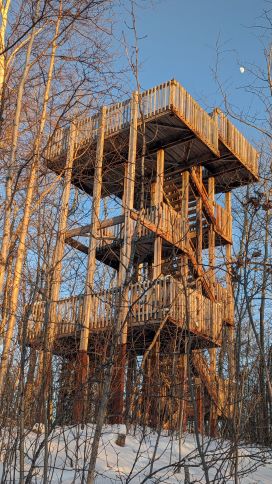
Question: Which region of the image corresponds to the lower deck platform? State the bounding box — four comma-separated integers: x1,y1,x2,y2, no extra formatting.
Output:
26,276,226,354
26,319,221,357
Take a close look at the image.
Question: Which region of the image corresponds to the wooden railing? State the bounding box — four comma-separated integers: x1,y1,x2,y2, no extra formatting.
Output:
91,199,230,254
215,283,234,324
96,223,124,250
94,203,184,250
189,169,232,242
142,203,186,245
214,109,259,178
27,276,223,345
192,351,232,417
45,80,219,160
214,202,232,241
171,81,218,152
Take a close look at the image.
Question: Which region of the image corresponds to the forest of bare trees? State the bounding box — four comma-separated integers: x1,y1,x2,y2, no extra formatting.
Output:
0,1,272,483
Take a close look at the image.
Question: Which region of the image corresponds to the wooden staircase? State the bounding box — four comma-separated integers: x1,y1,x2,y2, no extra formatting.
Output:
164,168,231,243
189,168,231,241
192,350,232,418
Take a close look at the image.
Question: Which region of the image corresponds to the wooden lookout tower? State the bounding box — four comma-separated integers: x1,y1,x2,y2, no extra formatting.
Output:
26,80,259,434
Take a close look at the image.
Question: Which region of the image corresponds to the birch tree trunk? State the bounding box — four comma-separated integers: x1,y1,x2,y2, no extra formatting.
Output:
0,0,10,100
0,1,61,394
0,1,41,296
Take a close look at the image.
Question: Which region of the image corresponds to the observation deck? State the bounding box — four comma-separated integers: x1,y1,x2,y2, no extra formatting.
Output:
45,80,258,198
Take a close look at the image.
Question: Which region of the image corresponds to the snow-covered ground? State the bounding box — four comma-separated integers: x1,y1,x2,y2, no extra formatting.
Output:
0,425,271,482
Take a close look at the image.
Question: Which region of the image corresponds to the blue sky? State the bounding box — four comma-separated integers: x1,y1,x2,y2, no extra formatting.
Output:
118,0,269,141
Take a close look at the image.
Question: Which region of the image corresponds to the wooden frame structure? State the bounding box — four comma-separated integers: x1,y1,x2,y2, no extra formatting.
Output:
26,79,258,433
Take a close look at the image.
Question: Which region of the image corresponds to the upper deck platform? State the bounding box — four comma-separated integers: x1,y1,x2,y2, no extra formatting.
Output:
45,80,258,197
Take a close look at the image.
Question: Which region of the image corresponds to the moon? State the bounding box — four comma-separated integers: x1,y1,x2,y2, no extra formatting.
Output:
240,66,245,74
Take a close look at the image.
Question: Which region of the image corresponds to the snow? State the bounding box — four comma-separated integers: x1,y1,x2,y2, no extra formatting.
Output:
0,425,272,482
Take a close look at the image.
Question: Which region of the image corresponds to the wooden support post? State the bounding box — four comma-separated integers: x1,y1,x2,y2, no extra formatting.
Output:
181,171,189,284
118,91,138,286
153,149,164,280
181,171,189,239
208,176,216,340
225,194,232,281
142,357,151,426
149,340,161,429
74,106,106,423
225,192,235,373
34,351,44,423
208,177,218,435
195,167,203,270
225,191,234,324
218,192,233,383
209,404,218,437
108,343,126,425
208,177,216,298
227,325,235,382
179,353,188,433
195,377,204,434
225,192,235,415
180,175,189,433
111,92,138,430
226,324,235,419
24,348,38,427
125,350,137,425
57,357,75,425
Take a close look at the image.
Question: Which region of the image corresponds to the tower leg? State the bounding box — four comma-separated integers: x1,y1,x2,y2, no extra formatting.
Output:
149,341,160,429
195,378,204,434
179,354,188,433
108,343,126,425
209,404,218,437
125,350,137,425
73,350,89,424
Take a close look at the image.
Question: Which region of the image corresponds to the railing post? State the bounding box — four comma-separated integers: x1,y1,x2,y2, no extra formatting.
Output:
169,79,176,109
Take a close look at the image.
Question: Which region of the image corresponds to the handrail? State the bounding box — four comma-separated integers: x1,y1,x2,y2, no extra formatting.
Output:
171,81,218,152
45,85,258,189
45,80,219,160
215,283,234,324
189,169,232,242
27,275,223,345
192,350,232,416
213,109,259,178
214,202,232,241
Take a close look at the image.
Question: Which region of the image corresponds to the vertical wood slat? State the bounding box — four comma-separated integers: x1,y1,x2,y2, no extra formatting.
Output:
215,109,258,177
